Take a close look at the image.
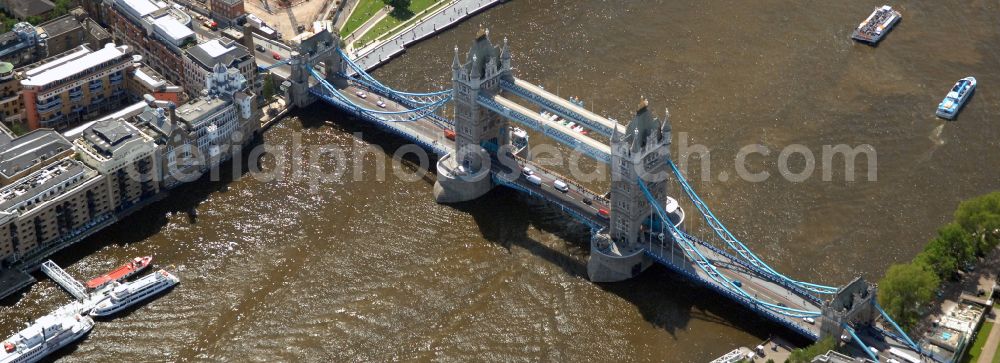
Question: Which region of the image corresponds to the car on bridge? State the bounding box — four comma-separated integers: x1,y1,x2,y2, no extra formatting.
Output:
526,175,542,186
521,167,534,177
553,180,569,193
356,90,367,99
597,209,609,219
377,99,386,108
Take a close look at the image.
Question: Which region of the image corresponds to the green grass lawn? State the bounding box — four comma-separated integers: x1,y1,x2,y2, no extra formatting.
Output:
354,0,446,46
341,0,386,37
962,321,995,363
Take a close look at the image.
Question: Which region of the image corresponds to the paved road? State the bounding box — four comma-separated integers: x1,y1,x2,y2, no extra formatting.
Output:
978,319,999,363
496,157,610,227
350,0,505,71
254,36,295,80
345,6,390,48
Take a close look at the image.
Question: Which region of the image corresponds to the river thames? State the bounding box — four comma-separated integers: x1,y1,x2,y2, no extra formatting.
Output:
2,0,1000,361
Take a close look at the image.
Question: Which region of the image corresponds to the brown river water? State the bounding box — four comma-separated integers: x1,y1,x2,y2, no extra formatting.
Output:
2,0,999,361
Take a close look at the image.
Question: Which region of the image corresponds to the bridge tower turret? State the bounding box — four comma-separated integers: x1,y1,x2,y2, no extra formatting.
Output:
588,98,672,282
819,277,878,340
434,27,514,203
287,29,345,108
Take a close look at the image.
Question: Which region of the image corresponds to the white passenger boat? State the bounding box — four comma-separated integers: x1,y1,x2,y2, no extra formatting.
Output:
1,311,93,363
89,269,179,317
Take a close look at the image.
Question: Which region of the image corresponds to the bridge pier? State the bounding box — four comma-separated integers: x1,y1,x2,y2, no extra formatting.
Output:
588,233,653,282
433,152,495,203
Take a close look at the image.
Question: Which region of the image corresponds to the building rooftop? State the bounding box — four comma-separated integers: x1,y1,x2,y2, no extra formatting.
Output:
0,130,73,180
5,0,55,19
21,44,131,88
78,118,152,162
82,18,111,42
176,96,228,125
152,15,194,44
185,38,250,70
63,101,148,140
37,15,81,38
0,159,91,212
118,0,164,19
133,66,167,89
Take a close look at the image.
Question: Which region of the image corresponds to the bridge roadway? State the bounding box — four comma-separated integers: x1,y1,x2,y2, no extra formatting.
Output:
502,78,623,137
493,155,611,229
642,232,823,339
313,81,454,154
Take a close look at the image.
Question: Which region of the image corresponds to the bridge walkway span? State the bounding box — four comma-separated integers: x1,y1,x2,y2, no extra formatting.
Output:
502,78,622,137
479,93,611,164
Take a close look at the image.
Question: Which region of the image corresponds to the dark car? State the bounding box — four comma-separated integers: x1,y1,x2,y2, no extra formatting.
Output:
297,25,306,33
582,197,592,205
255,45,265,52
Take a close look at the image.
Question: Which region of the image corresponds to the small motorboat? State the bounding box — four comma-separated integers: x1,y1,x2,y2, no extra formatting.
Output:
936,77,976,120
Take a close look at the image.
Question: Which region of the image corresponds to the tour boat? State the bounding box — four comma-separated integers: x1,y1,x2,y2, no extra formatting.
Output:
90,269,179,317
936,77,976,120
851,5,901,44
85,256,153,289
1,311,93,363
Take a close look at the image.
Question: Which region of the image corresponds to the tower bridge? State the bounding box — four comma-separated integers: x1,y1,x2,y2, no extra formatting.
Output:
280,28,932,362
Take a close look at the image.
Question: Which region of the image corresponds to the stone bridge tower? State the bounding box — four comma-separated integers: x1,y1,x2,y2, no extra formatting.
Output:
288,29,344,108
589,99,672,282
819,277,878,340
434,27,513,203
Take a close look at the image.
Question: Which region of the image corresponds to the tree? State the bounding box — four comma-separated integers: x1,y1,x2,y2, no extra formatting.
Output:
937,222,975,266
261,74,276,101
877,261,939,331
787,337,835,363
955,192,1000,254
383,0,411,8
915,243,957,280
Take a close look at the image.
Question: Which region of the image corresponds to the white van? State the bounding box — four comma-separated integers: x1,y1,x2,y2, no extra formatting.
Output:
526,175,542,185
553,180,569,192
